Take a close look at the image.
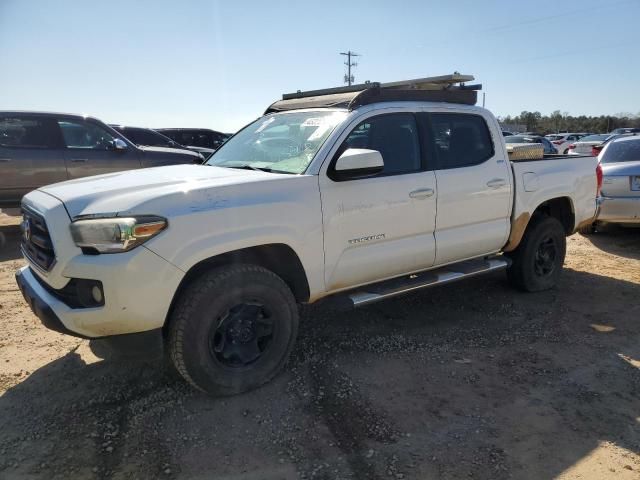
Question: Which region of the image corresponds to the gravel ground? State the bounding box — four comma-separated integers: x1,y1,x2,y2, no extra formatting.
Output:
1,215,639,479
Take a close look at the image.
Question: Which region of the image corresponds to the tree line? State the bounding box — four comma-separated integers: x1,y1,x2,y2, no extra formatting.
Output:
498,110,640,134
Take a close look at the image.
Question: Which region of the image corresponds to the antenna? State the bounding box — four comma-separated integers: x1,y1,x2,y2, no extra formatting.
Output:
340,51,360,86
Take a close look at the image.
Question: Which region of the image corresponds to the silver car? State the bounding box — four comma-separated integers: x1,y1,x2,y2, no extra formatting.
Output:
597,136,640,226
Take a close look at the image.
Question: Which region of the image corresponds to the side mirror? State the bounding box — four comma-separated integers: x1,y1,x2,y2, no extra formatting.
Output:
112,138,128,151
333,148,384,180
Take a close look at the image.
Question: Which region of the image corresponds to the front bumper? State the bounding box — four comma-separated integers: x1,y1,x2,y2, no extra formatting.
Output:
597,196,640,224
16,267,88,338
16,242,185,338
16,191,186,338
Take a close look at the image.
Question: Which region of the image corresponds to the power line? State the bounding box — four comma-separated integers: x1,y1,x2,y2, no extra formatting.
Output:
340,51,360,86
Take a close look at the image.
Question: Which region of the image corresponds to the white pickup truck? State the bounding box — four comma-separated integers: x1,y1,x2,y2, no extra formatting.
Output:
15,75,600,395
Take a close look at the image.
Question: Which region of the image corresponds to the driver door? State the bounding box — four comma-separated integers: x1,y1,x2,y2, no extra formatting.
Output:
57,119,141,178
319,112,438,291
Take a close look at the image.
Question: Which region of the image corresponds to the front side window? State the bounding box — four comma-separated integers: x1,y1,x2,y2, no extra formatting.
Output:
207,110,347,174
428,113,494,169
0,116,57,148
338,113,421,176
58,120,116,150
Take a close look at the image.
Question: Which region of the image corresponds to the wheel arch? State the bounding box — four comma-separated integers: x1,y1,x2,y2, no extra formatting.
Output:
163,243,310,333
503,196,575,252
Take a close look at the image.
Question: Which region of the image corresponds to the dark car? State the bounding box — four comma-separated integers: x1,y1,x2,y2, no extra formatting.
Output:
505,135,558,154
156,128,230,159
0,111,203,207
110,125,195,152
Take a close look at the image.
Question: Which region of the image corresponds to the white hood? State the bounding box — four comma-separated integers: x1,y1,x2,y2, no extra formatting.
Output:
38,164,279,218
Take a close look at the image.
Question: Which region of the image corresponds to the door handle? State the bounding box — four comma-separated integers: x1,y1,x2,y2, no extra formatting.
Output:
0,158,11,162
409,188,435,199
70,158,88,163
486,178,507,189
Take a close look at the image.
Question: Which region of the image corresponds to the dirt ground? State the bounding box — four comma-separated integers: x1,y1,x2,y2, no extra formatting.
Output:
0,212,639,480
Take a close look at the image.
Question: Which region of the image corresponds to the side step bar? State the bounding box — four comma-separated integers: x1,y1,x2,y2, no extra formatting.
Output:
347,256,510,308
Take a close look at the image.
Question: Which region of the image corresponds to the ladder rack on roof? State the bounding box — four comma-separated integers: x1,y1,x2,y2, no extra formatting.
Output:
265,74,482,114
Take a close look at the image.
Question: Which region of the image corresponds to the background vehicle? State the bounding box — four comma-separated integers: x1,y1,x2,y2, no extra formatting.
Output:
595,135,640,227
505,134,558,154
110,125,193,151
568,134,611,156
545,132,587,154
0,112,203,208
502,131,514,137
591,132,640,156
610,127,640,135
15,75,598,396
156,128,231,160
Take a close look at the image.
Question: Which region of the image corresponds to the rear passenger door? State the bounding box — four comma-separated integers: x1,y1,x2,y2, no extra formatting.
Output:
57,119,141,178
421,111,512,265
0,115,67,206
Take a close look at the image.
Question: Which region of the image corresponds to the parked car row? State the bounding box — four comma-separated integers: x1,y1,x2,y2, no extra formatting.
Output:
0,111,229,208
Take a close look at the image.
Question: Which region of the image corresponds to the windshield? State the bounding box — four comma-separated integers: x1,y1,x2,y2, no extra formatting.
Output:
601,138,640,163
579,134,609,142
505,136,535,143
206,111,347,174
546,135,565,141
120,128,176,147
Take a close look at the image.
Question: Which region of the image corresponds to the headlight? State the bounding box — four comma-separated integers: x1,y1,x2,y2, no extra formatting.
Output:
70,216,167,253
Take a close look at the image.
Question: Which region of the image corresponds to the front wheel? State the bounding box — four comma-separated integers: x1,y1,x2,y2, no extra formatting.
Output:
167,264,299,396
506,216,566,292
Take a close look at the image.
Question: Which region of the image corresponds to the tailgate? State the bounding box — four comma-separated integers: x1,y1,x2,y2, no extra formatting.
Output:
601,163,640,198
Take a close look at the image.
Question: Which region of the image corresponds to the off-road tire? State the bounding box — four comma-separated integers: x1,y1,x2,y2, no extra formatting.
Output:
506,215,566,292
167,264,298,396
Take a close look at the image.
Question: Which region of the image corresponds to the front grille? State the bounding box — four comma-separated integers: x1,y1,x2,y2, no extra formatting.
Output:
21,206,56,271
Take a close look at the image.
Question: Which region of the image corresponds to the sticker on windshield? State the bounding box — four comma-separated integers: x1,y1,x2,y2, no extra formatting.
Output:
255,117,276,133
301,118,325,127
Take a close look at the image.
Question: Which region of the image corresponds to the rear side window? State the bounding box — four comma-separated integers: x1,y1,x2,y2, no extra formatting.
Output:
0,116,58,148
601,139,640,163
338,113,421,176
427,113,494,169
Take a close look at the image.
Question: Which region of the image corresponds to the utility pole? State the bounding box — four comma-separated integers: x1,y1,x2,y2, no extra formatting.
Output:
482,92,486,108
340,51,360,86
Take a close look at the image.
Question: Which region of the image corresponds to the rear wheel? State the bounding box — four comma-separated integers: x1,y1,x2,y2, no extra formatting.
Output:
167,264,299,396
506,216,566,292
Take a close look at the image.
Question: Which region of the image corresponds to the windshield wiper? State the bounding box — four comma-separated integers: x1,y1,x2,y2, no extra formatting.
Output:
220,164,290,174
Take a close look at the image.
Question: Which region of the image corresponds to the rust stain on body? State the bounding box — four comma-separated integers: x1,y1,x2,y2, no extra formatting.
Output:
503,212,530,252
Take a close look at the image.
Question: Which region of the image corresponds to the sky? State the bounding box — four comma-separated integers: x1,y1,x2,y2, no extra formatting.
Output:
1,0,639,132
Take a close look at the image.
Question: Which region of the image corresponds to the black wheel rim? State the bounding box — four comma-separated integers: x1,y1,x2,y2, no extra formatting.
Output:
534,236,557,277
209,302,274,368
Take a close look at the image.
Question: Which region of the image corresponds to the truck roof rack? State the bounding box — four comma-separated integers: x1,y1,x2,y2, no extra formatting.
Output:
265,74,481,114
